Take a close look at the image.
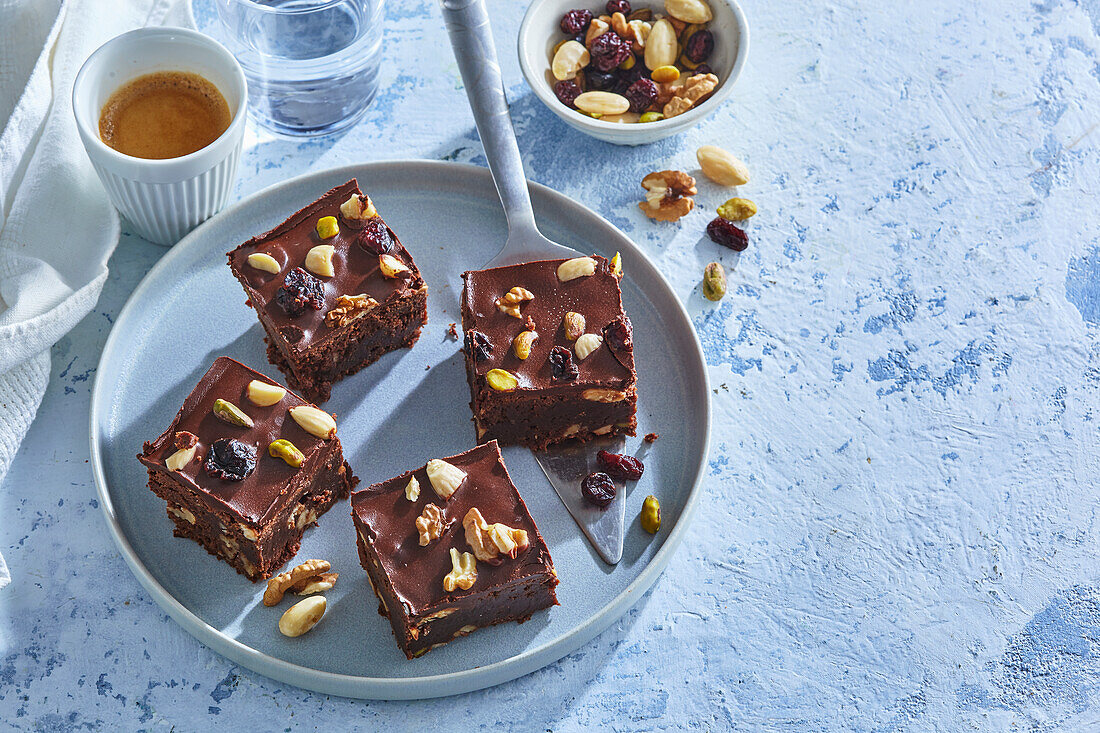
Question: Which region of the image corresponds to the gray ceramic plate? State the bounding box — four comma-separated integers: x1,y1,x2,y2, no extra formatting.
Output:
89,161,709,699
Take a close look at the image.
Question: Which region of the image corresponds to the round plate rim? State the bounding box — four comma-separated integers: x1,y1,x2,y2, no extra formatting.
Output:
88,160,711,699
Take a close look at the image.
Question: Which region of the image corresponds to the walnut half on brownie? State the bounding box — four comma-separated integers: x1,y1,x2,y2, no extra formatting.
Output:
227,179,428,403
460,254,638,450
137,357,357,580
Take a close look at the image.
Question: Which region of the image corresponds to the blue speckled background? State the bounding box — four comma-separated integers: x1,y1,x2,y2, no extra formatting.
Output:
4,0,1100,728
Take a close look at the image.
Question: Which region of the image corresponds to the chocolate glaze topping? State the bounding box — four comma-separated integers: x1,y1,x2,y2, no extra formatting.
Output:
138,357,335,525
227,179,424,355
351,441,555,615
461,256,635,391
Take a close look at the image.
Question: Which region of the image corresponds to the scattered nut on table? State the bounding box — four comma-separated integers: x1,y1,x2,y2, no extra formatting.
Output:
696,145,750,186
702,262,727,301
640,495,661,533
291,571,338,596
264,559,332,606
639,170,696,222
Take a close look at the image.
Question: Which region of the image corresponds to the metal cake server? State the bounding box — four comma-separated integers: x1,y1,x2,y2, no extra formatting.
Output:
441,0,627,563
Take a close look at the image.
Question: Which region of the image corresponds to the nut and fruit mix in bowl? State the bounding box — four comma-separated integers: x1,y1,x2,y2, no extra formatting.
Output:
549,0,720,123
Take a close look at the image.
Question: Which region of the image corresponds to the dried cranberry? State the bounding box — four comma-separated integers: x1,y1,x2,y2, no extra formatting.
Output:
597,450,644,481
204,438,256,481
684,29,714,63
553,79,582,108
602,316,633,352
581,471,616,508
624,78,658,113
465,330,493,361
548,346,578,382
693,64,714,76
274,267,324,317
605,0,631,13
584,67,618,92
560,9,593,35
589,32,631,72
357,218,393,255
706,217,749,251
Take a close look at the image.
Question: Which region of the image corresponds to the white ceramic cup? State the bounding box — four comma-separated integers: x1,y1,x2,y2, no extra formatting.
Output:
73,27,248,246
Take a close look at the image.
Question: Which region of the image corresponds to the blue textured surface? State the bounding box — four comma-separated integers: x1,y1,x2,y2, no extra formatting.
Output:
3,0,1100,728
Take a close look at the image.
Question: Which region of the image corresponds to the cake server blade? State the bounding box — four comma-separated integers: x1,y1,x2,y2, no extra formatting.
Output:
534,437,627,565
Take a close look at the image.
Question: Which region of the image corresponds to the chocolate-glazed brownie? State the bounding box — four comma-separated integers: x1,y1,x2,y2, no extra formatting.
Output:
460,255,638,450
227,179,428,403
351,441,558,659
137,357,357,580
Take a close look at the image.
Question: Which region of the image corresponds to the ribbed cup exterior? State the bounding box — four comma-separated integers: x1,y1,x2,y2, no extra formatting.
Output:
92,147,240,246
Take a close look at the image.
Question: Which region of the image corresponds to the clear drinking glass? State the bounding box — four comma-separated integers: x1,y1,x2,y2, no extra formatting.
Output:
213,0,384,137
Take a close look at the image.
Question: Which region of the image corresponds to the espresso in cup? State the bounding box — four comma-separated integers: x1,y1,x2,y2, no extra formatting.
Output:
98,71,231,159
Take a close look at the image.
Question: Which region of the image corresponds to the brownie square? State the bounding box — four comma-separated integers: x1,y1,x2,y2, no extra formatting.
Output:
460,255,638,450
350,441,558,659
227,179,428,403
137,357,357,580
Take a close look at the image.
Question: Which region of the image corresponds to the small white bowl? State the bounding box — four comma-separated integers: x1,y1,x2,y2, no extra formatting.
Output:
518,0,749,145
73,27,248,245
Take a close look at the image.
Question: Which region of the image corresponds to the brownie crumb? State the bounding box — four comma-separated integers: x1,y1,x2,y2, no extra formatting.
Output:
644,432,659,443
447,323,458,339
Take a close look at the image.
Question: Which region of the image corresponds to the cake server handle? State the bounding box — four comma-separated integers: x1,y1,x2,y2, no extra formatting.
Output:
440,0,538,237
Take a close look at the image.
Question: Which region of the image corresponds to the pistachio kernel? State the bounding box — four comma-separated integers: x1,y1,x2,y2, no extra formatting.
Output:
269,438,305,468
639,111,664,123
212,398,254,428
609,252,623,278
651,65,680,83
717,197,758,221
486,368,519,391
702,262,727,301
316,216,339,239
640,494,661,533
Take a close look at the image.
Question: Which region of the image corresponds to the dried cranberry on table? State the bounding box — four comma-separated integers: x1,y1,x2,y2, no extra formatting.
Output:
560,9,593,35
581,471,617,508
357,218,393,255
597,450,645,481
605,0,631,14
602,316,633,352
589,31,632,72
548,345,579,382
624,78,658,113
275,266,324,317
465,330,493,361
684,29,714,64
204,438,256,481
707,217,749,251
554,79,583,108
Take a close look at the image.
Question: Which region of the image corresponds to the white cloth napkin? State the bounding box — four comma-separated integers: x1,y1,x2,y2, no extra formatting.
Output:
0,0,192,588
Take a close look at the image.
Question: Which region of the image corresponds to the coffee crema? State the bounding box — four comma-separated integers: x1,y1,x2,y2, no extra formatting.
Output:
98,71,231,159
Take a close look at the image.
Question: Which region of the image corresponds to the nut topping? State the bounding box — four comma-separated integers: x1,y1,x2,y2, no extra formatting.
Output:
279,596,326,637
486,368,519,392
426,458,466,499
316,216,339,240
246,252,281,274
563,312,586,341
557,256,598,282
246,379,286,406
495,286,534,318
340,193,377,223
212,398,254,428
378,253,410,278
289,405,336,439
443,547,477,592
268,438,305,468
165,444,198,472
416,503,447,545
463,508,530,564
264,558,332,606
405,475,421,501
324,293,379,328
512,329,538,360
304,244,335,277
574,332,603,360
609,252,623,278
173,430,198,449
